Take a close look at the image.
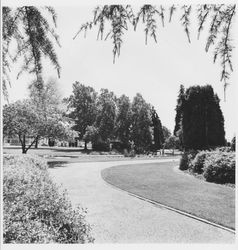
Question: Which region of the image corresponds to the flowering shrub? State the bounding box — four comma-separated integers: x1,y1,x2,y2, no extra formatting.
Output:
3,154,94,243
203,152,235,184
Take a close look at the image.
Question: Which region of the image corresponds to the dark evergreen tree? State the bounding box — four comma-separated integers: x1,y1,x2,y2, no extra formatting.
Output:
174,84,185,136
151,106,164,150
181,85,225,150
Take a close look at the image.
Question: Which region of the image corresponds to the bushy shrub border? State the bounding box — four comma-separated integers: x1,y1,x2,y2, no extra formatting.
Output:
3,154,94,244
203,152,235,184
190,151,210,174
179,149,235,185
179,150,197,170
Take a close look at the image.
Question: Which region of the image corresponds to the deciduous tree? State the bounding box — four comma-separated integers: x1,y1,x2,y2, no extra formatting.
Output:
115,94,132,149
2,6,60,98
131,93,152,153
67,82,97,150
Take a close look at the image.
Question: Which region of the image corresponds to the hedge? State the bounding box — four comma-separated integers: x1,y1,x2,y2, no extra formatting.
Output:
203,152,235,184
3,154,94,243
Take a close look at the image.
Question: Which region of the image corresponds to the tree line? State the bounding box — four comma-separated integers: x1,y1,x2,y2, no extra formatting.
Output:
66,82,166,153
3,78,229,154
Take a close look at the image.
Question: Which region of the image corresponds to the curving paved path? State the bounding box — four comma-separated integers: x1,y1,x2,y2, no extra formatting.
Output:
48,159,235,243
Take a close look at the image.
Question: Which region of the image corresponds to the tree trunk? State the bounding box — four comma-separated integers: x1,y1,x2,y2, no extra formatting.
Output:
35,136,39,148
22,135,27,154
84,141,87,150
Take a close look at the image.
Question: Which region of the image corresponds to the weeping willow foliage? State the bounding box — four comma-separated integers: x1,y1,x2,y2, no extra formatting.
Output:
75,4,236,96
2,6,61,100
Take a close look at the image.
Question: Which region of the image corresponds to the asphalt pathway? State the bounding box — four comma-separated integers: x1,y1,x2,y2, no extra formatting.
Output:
48,159,235,243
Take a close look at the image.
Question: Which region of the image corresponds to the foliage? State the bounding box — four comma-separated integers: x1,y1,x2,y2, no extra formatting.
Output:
215,146,232,152
174,84,185,137
131,93,152,153
165,136,180,149
67,82,97,148
179,152,189,170
76,4,236,93
95,88,117,142
115,95,132,150
179,150,198,170
190,151,210,174
203,152,235,184
162,126,171,141
151,106,164,150
3,99,71,153
92,141,110,152
177,85,225,150
3,154,94,243
83,125,99,144
231,136,236,151
2,6,60,99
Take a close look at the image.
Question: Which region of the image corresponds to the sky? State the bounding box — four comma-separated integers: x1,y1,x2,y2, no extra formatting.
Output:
3,2,237,141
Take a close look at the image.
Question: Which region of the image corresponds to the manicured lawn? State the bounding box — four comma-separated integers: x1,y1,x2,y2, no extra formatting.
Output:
101,162,235,229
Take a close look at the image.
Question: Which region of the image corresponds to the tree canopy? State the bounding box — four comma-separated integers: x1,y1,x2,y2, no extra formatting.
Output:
2,6,60,99
175,85,225,150
75,4,236,95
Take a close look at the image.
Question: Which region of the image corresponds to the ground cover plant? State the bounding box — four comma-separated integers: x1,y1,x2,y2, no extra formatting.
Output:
3,154,94,243
101,161,235,229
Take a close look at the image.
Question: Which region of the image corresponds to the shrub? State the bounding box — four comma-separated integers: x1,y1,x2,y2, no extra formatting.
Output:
92,141,110,151
203,152,235,184
190,151,210,174
215,147,232,152
179,150,198,171
3,154,94,243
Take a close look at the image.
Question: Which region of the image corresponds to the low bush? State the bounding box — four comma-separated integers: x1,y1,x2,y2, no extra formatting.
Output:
203,152,235,184
179,150,198,170
190,151,211,174
215,147,232,152
92,141,110,151
3,154,94,244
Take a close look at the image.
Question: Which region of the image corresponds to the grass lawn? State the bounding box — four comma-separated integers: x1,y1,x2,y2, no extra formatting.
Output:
101,162,235,229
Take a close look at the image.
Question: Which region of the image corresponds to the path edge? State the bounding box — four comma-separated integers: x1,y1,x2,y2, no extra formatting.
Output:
101,169,236,235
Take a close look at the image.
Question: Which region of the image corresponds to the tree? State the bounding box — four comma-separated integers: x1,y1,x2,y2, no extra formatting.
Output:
180,85,225,150
231,136,236,151
131,93,152,153
174,84,185,136
67,82,97,150
115,94,132,149
164,136,180,155
76,4,236,95
3,100,70,153
28,77,62,148
95,88,117,143
83,125,99,146
162,126,171,141
151,106,164,150
2,6,60,98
